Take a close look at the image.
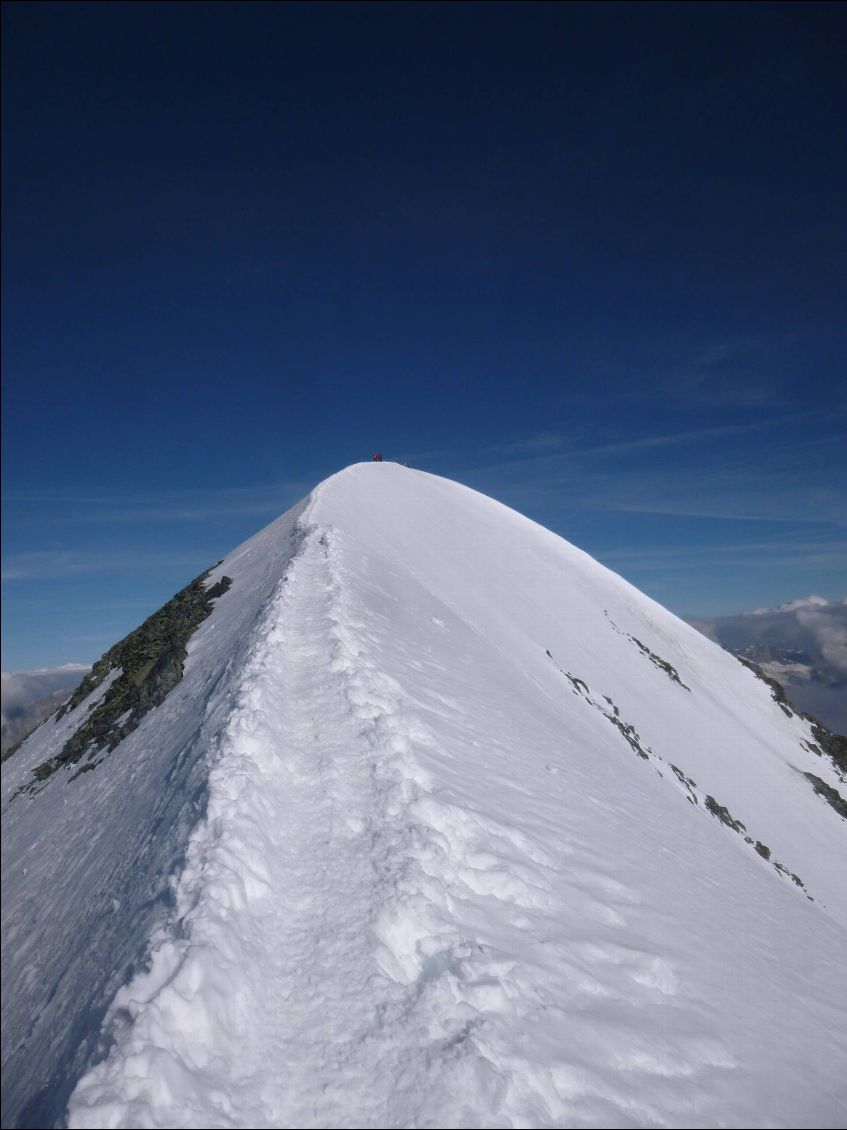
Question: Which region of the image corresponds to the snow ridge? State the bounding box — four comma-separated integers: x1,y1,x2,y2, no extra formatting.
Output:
9,463,845,1128
1,498,308,1130
69,523,508,1128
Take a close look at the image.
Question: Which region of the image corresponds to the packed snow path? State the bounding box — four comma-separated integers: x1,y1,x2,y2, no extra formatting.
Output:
70,526,525,1128
5,464,846,1128
67,526,507,1128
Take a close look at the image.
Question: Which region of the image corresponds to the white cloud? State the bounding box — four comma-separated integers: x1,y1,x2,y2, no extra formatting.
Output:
795,606,847,674
777,595,831,612
692,596,847,680
1,665,90,724
745,595,833,616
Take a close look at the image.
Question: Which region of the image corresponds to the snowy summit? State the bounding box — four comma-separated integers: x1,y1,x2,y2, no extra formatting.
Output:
2,462,846,1129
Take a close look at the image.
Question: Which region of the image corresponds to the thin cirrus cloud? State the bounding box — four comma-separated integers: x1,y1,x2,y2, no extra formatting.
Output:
1,549,214,582
453,419,781,476
0,478,307,586
450,420,846,528
598,536,847,566
3,425,843,585
564,334,807,410
453,483,827,540
1,480,311,582
411,420,782,486
3,479,310,527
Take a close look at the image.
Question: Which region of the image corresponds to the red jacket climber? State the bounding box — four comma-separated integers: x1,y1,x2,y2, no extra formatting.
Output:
372,453,383,462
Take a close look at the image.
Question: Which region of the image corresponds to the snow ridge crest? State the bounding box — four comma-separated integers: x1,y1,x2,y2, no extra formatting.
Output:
69,523,526,1127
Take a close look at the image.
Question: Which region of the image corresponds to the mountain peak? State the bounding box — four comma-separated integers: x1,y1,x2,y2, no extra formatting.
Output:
3,466,846,1129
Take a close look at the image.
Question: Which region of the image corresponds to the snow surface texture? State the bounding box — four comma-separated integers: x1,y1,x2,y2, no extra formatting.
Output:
1,498,308,1128
3,464,847,1129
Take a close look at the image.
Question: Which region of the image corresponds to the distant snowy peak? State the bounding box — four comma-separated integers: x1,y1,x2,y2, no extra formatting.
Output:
3,463,846,1130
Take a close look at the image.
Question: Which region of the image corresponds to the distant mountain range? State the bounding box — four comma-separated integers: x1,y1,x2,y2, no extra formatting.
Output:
687,596,847,734
1,666,90,758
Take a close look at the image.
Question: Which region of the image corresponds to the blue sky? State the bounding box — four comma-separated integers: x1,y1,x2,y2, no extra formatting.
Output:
2,1,845,670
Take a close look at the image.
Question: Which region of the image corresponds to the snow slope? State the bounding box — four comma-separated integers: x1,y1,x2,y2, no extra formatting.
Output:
1,496,309,1128
3,463,846,1129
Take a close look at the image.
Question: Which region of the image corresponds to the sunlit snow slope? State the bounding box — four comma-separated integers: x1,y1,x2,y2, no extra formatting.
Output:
3,463,846,1130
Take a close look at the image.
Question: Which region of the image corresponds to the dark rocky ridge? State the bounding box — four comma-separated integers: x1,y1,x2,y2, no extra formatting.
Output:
19,568,232,792
545,646,818,895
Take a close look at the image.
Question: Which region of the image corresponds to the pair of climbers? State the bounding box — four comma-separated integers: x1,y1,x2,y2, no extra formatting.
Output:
371,453,409,466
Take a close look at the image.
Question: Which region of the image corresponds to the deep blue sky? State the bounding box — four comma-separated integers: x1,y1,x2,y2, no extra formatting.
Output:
3,1,845,670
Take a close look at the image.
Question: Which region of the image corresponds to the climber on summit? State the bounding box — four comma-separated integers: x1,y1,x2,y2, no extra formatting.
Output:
372,453,383,462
